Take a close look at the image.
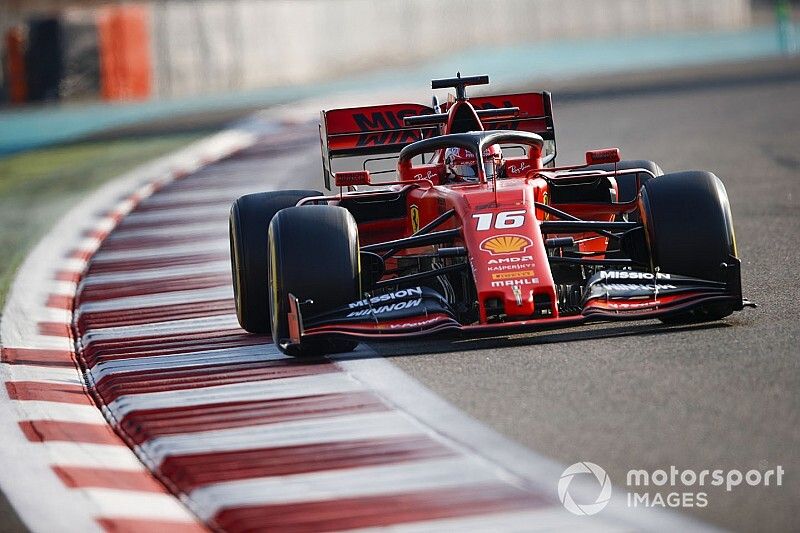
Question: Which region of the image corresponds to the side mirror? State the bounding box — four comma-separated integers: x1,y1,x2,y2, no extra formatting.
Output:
585,148,621,166
334,170,371,187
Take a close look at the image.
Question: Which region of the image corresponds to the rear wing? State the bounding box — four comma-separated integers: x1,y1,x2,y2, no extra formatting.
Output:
457,92,555,143
319,92,556,189
319,103,435,189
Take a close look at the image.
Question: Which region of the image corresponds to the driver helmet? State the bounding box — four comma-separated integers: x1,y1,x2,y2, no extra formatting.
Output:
444,144,503,183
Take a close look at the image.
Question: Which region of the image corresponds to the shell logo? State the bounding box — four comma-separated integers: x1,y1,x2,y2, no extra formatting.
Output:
480,234,533,255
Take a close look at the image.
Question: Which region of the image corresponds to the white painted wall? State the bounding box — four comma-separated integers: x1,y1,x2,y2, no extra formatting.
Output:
148,0,751,98
0,0,753,99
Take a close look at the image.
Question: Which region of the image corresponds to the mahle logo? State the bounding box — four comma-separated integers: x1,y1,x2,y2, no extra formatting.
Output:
558,462,612,516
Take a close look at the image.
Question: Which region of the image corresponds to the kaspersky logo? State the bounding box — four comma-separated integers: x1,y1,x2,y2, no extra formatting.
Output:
480,234,533,255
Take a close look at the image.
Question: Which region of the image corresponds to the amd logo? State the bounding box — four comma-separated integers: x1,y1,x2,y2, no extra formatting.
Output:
488,255,534,264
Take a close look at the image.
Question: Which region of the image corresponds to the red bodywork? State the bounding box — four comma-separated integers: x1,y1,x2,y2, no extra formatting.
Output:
319,92,607,321
286,85,743,343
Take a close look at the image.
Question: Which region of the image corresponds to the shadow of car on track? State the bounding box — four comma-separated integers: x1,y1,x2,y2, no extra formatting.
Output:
325,319,736,361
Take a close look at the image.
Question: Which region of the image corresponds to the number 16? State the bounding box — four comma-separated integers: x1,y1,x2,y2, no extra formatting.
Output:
472,210,526,231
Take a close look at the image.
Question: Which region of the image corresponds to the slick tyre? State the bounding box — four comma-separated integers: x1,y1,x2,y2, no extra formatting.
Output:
229,190,321,334
268,205,361,357
639,171,738,323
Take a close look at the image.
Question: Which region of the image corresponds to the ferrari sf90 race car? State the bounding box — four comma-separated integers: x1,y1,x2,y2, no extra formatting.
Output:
229,74,752,357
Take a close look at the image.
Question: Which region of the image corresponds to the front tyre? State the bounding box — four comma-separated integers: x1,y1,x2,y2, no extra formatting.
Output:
640,171,738,323
268,205,361,357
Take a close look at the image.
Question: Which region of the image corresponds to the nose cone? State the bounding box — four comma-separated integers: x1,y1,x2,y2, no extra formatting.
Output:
464,205,557,322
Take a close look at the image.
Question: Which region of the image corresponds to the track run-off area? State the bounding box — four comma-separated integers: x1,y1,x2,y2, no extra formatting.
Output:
1,58,798,531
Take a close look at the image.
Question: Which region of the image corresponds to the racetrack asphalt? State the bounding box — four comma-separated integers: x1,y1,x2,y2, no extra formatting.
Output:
360,58,800,531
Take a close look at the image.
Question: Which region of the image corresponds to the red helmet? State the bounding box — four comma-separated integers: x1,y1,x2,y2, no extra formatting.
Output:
444,144,502,183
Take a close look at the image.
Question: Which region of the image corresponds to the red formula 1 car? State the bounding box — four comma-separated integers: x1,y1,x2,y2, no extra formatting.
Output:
229,74,752,356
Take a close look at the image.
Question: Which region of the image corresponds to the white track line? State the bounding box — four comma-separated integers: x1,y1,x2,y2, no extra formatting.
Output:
88,343,287,381
189,456,504,522
41,442,145,470
106,221,226,240
139,189,254,206
84,489,198,521
11,401,108,424
141,411,423,467
121,205,231,225
47,280,79,296
91,239,229,262
33,308,73,325
106,372,363,420
81,260,230,286
10,334,74,351
345,508,626,533
81,314,240,346
77,286,233,314
60,257,91,273
5,365,85,385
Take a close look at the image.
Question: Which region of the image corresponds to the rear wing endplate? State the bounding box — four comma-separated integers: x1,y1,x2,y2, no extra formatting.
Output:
320,103,435,189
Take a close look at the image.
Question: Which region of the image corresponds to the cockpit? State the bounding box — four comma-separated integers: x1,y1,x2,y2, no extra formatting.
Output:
397,131,544,185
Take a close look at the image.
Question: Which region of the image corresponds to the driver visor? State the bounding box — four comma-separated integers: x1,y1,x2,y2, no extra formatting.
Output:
451,164,478,180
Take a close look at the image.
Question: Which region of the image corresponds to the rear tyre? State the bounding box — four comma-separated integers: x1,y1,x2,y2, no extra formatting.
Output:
640,171,738,323
268,205,361,357
229,190,321,334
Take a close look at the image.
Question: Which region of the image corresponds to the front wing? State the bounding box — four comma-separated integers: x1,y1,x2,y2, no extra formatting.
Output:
284,261,748,347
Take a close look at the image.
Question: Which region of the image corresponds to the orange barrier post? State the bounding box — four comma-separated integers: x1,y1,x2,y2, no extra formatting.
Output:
97,4,152,101
5,27,28,104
